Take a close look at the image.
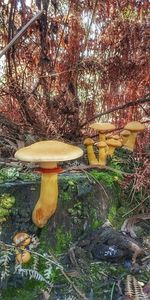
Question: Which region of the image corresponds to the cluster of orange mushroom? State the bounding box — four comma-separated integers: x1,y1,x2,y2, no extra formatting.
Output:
84,121,145,166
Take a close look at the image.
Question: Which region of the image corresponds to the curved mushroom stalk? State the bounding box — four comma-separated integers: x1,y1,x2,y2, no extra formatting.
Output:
32,163,58,228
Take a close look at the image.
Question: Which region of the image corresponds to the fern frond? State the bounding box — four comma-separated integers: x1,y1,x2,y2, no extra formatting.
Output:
44,265,52,280
32,253,39,271
14,264,52,287
125,275,149,300
0,247,14,280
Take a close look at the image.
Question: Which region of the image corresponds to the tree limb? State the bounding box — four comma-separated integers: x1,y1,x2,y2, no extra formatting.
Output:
81,93,150,128
0,10,43,59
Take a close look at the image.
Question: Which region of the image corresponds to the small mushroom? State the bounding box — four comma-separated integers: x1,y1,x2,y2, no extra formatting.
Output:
89,123,115,142
15,140,83,228
83,138,98,165
13,232,31,248
111,134,120,140
16,251,31,264
106,139,122,156
123,121,145,151
95,141,108,166
120,130,131,145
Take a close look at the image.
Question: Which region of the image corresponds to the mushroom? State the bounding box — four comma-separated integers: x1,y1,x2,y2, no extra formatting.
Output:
15,140,83,228
83,138,98,165
16,251,31,264
95,141,108,166
111,134,120,140
13,232,31,248
106,133,113,140
123,121,145,151
89,123,115,142
106,139,122,156
120,130,131,145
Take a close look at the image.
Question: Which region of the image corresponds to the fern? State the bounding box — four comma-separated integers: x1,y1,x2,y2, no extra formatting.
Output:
0,248,13,281
14,264,52,287
44,265,52,280
125,275,149,300
32,253,39,271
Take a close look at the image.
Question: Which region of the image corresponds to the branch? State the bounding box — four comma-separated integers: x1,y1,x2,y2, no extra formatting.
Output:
0,10,43,59
81,93,150,128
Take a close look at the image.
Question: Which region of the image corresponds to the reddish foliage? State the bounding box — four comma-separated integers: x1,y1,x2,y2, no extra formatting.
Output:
0,0,149,154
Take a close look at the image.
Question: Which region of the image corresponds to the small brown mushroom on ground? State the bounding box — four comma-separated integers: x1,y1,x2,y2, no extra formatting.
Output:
83,138,98,165
15,140,83,228
89,123,115,142
13,232,31,248
123,121,145,151
106,138,122,156
120,129,131,145
95,141,108,166
16,251,31,264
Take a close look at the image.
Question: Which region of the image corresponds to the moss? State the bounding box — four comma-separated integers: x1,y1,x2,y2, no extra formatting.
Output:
68,201,82,224
0,167,39,184
61,191,71,202
0,193,16,224
90,208,103,229
55,227,72,254
90,169,123,188
1,280,42,300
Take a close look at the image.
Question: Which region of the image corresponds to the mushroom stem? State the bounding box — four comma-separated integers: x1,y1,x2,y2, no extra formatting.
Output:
121,136,128,145
87,145,98,165
108,146,116,156
99,148,107,166
99,132,105,142
32,163,58,228
123,132,137,151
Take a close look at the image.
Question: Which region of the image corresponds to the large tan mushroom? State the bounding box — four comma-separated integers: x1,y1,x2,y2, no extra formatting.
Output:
15,141,83,228
89,123,115,142
106,138,122,156
120,130,131,145
95,141,108,166
123,121,145,151
83,138,98,165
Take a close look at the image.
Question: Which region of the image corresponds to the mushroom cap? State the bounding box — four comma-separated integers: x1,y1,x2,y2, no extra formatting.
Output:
83,138,95,145
124,121,145,132
89,122,115,132
95,141,107,148
106,133,112,139
106,139,122,147
16,251,31,264
120,130,131,137
15,140,83,163
13,232,31,247
111,134,120,140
